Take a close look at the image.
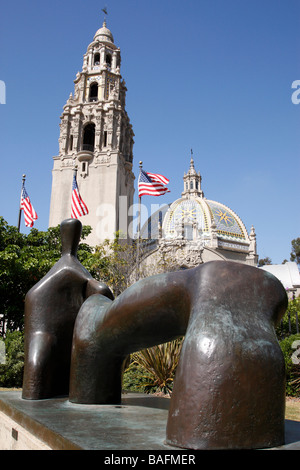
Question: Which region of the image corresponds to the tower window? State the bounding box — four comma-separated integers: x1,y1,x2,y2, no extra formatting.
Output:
106,54,111,69
190,181,193,190
69,135,73,151
80,161,88,177
103,130,107,147
94,53,100,65
82,123,95,151
89,83,98,102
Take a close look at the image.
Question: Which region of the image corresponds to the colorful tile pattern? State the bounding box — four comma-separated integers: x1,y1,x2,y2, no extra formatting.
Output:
206,200,247,240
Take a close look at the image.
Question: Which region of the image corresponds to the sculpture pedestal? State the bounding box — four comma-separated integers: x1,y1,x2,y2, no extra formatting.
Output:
0,391,299,451
0,391,172,450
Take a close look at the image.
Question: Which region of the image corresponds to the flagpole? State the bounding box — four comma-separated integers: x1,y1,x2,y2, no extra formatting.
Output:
73,165,77,182
17,174,26,232
136,161,143,281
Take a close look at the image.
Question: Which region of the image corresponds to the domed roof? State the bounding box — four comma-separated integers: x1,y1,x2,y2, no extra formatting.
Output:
140,196,249,243
94,21,114,44
162,197,249,242
139,156,251,252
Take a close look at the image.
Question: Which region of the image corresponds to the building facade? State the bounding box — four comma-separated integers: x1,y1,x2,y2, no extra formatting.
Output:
49,21,135,245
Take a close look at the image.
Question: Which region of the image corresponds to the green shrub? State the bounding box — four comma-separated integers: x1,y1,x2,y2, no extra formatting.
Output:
122,362,152,393
279,334,300,397
0,330,24,388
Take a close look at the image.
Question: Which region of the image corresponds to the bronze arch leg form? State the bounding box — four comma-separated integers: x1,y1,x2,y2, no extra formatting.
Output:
69,260,288,450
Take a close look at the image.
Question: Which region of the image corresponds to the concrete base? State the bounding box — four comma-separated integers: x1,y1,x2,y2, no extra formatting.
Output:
0,391,300,451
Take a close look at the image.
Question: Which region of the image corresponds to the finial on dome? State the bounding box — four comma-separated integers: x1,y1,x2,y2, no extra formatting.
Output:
250,225,256,237
190,149,195,169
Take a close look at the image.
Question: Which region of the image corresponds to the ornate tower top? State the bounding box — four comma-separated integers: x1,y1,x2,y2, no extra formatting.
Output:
57,19,134,169
49,19,135,246
181,150,204,199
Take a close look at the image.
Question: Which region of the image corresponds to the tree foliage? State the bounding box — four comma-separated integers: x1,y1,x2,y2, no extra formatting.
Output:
0,331,24,387
258,256,272,266
89,235,181,296
290,237,300,265
88,235,137,296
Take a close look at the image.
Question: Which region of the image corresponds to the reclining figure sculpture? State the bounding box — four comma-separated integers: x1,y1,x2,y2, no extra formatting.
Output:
22,218,114,400
22,219,288,449
69,259,287,450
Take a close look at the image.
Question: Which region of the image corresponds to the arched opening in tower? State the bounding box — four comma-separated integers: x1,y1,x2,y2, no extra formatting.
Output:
106,53,111,69
89,83,98,102
82,123,95,152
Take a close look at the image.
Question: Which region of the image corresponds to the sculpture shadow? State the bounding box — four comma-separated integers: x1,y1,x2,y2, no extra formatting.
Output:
122,394,171,411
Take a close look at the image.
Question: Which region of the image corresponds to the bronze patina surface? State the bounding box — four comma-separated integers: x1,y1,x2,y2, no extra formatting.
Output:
22,219,113,400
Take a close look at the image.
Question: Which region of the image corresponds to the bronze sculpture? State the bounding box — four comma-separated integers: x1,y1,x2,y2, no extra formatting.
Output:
22,218,113,400
69,260,287,449
22,219,288,449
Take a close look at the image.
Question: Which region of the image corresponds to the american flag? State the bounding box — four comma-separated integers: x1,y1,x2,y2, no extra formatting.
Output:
138,170,170,197
20,184,38,228
71,173,89,219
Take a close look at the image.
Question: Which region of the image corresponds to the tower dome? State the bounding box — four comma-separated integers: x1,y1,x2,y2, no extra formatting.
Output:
139,154,258,269
94,20,114,44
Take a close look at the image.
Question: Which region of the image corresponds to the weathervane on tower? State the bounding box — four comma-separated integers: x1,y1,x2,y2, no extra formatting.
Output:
102,6,108,21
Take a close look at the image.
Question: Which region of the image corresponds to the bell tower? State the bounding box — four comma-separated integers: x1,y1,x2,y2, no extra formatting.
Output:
49,20,135,245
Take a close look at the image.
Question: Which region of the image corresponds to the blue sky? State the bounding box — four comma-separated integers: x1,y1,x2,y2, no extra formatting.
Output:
0,0,299,264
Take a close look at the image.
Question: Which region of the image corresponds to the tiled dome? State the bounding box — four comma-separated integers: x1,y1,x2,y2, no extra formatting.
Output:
141,197,248,243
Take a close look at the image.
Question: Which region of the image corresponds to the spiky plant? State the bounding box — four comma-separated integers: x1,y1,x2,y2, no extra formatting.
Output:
290,367,300,396
126,338,183,395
